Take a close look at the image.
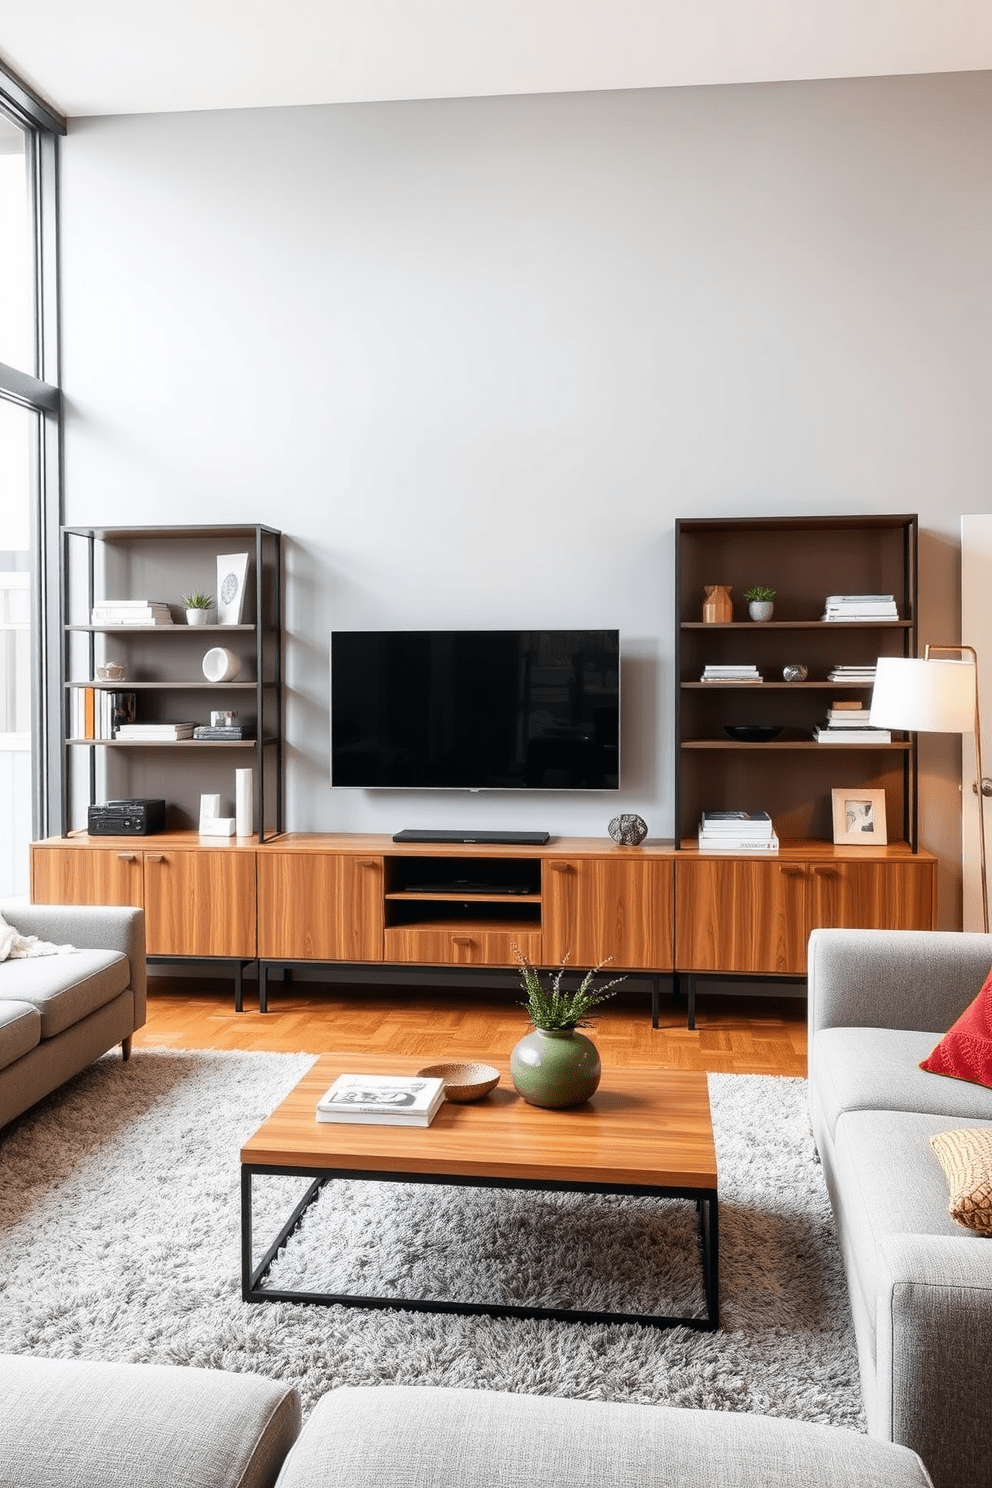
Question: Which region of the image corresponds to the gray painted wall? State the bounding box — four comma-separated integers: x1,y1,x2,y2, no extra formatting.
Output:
59,70,992,928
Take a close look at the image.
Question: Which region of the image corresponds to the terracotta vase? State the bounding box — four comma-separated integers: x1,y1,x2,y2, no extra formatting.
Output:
702,585,733,623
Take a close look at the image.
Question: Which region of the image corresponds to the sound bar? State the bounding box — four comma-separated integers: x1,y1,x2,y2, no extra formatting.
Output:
392,829,550,846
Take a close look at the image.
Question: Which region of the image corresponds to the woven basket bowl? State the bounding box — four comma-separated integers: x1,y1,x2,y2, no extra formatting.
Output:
417,1061,500,1103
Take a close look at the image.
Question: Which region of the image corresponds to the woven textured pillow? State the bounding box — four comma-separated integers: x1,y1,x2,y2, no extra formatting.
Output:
920,966,992,1087
930,1128,992,1233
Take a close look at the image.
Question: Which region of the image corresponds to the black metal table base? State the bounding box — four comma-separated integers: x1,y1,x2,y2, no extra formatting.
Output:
242,1164,719,1331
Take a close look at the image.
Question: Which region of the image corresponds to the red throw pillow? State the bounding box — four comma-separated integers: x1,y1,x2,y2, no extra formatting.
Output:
921,967,992,1088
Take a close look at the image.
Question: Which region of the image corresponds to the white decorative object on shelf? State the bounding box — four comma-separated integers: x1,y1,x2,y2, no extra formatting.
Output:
201,816,236,837
202,647,242,683
216,553,249,624
235,768,253,837
199,793,221,831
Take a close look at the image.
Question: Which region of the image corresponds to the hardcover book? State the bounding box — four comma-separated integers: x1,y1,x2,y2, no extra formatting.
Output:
315,1073,446,1126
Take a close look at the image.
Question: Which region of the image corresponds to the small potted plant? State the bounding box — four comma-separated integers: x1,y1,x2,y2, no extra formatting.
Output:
181,590,215,626
743,585,776,622
509,949,625,1108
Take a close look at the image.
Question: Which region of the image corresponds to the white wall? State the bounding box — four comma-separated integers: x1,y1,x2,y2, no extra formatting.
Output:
59,70,992,926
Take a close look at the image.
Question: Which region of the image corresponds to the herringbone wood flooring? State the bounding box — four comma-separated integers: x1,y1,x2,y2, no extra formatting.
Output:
137,977,806,1076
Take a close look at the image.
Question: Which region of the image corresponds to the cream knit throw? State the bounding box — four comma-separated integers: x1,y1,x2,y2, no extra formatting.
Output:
0,911,75,961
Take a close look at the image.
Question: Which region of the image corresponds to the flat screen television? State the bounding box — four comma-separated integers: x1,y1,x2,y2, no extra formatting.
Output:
330,629,620,790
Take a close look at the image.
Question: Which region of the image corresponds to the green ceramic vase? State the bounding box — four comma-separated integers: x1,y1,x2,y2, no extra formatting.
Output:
509,1027,602,1109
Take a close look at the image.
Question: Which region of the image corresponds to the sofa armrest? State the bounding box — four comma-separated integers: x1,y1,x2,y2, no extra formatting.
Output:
0,901,146,1027
875,1234,992,1488
807,928,992,1038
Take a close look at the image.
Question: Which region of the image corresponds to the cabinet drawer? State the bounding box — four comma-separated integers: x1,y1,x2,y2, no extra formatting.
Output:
384,925,542,966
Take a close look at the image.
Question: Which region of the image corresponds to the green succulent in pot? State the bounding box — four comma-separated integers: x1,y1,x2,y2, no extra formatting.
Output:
181,590,215,609
743,585,776,603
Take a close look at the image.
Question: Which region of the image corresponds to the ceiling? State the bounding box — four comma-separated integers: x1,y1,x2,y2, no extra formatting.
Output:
1,0,990,121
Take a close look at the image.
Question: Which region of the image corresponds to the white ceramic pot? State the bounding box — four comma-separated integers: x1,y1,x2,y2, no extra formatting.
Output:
185,608,213,626
748,601,774,622
201,646,242,682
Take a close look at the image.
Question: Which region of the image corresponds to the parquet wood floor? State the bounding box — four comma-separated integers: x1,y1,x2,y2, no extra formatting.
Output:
136,977,807,1076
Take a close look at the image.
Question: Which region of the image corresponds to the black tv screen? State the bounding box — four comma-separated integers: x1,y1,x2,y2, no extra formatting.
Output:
330,629,620,790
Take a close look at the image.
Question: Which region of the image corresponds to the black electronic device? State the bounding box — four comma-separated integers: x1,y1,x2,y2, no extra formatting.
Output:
88,798,166,836
331,629,619,791
411,879,533,895
392,828,550,845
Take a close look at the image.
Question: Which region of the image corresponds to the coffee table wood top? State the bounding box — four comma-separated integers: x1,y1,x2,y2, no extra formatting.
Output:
242,1054,717,1191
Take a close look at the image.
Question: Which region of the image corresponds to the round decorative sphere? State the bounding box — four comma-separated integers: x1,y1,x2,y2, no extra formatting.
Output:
782,663,809,682
608,813,648,846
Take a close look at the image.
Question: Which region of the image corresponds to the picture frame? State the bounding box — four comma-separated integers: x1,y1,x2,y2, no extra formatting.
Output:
216,552,249,625
831,788,887,846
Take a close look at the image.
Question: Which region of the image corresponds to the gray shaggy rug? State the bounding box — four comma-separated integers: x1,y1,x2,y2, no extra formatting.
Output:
0,1049,862,1426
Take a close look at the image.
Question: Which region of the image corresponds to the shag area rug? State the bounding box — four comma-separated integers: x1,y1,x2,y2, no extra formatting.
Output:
0,1049,862,1426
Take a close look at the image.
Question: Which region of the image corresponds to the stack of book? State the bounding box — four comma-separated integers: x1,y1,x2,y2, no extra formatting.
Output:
115,721,197,741
826,663,877,685
700,664,763,684
90,600,174,626
697,810,779,852
191,724,254,740
814,699,890,744
822,594,899,621
71,689,137,740
315,1073,446,1127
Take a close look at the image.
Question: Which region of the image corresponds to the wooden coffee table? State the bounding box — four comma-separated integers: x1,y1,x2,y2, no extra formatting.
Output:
241,1053,719,1330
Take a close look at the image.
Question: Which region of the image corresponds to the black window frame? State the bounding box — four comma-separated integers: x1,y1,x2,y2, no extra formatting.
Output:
0,62,66,848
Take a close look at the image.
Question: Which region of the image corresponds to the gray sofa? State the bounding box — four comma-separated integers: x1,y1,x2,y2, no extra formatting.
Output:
807,927,992,1488
0,1355,933,1487
0,900,146,1130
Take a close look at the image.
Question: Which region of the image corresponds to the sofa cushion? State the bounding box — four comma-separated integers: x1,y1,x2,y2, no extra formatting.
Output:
0,950,130,1038
919,966,992,1088
929,1128,992,1233
0,1000,42,1073
276,1384,934,1488
812,1027,992,1140
0,1353,301,1488
832,1109,992,1346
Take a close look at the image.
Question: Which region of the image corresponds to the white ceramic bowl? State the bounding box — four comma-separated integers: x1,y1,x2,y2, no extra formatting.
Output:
201,647,242,683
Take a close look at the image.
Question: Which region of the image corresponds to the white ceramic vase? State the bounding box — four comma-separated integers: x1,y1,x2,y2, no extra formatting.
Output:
186,608,213,626
748,601,774,622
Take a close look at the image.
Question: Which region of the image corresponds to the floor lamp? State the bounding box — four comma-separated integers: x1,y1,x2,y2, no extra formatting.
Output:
870,645,990,933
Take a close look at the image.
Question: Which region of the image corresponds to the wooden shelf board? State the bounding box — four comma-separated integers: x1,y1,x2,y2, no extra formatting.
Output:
66,738,260,748
681,739,911,750
66,623,255,633
680,620,912,629
682,680,874,689
66,680,259,690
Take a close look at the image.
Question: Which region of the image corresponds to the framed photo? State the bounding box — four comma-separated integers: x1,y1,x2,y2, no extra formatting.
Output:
832,788,887,846
216,553,249,625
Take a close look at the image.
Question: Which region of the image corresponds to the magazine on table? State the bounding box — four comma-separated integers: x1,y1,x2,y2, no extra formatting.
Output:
315,1073,446,1126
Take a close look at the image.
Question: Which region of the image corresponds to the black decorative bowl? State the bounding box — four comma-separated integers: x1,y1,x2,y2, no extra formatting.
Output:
723,724,783,742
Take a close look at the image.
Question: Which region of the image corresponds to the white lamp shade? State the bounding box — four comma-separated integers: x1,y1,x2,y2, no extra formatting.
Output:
869,656,977,734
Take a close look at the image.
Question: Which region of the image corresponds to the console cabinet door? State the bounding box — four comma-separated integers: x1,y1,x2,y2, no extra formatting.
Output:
807,859,935,934
31,845,143,908
543,857,674,970
257,853,383,961
676,858,808,974
143,849,256,958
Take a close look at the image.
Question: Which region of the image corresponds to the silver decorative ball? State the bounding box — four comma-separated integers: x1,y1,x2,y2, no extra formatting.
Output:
608,814,648,846
782,663,808,682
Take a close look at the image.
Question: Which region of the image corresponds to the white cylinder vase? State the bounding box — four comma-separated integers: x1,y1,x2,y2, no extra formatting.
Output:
235,768,253,837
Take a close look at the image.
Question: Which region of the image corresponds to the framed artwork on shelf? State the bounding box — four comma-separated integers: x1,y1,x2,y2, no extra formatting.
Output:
832,788,887,846
216,552,249,624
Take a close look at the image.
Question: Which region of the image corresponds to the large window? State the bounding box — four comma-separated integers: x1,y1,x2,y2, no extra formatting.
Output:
0,70,64,897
